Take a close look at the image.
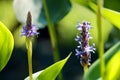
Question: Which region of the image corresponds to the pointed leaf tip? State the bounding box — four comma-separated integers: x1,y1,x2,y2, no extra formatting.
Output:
24,52,72,80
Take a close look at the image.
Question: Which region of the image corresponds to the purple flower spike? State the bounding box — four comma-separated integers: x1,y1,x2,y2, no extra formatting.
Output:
21,11,39,37
75,21,95,66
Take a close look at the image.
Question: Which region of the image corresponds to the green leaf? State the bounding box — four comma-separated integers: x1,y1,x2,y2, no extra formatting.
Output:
83,42,120,80
24,52,72,80
88,1,120,29
0,22,14,71
105,50,120,80
104,0,120,12
103,8,120,29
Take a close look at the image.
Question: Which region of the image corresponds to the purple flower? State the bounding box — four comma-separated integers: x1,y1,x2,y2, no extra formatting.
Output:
21,11,39,37
75,21,95,66
21,24,39,37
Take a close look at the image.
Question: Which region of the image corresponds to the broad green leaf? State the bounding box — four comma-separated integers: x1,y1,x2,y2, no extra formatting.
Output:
0,22,14,71
83,42,120,80
103,9,120,29
57,1,112,48
24,53,71,80
37,53,71,80
105,50,120,80
88,1,120,29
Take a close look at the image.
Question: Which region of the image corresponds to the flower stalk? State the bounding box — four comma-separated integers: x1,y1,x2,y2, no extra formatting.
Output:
97,0,105,79
42,0,60,62
26,38,33,80
21,11,39,80
43,0,62,80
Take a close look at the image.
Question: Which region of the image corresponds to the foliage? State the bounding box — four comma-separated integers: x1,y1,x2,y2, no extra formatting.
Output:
24,53,71,80
0,0,120,80
0,22,14,71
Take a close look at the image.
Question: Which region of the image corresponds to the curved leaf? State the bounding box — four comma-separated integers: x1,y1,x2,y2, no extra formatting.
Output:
37,53,71,80
24,53,72,80
103,8,120,29
83,42,120,80
0,22,14,71
105,50,120,80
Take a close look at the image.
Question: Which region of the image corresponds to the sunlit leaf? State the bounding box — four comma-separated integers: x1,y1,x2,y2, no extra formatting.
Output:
88,1,120,29
103,9,120,29
0,22,14,71
24,53,72,80
83,42,120,80
105,50,120,80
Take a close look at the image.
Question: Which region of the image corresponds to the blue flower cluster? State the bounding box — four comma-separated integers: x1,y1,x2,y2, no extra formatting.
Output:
75,21,95,66
21,11,39,37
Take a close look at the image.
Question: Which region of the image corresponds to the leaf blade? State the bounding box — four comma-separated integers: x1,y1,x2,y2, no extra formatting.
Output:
105,50,120,80
0,22,14,71
103,8,120,29
24,53,72,80
37,53,72,80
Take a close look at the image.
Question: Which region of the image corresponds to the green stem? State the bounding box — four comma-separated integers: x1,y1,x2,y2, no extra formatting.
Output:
97,0,105,80
43,0,60,62
83,65,88,75
26,38,33,80
43,0,63,80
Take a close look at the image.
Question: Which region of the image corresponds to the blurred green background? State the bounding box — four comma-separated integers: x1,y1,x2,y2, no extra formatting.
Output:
0,0,120,80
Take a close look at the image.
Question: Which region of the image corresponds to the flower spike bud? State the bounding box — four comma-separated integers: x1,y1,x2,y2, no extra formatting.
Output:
21,11,39,37
26,11,32,27
75,21,95,66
